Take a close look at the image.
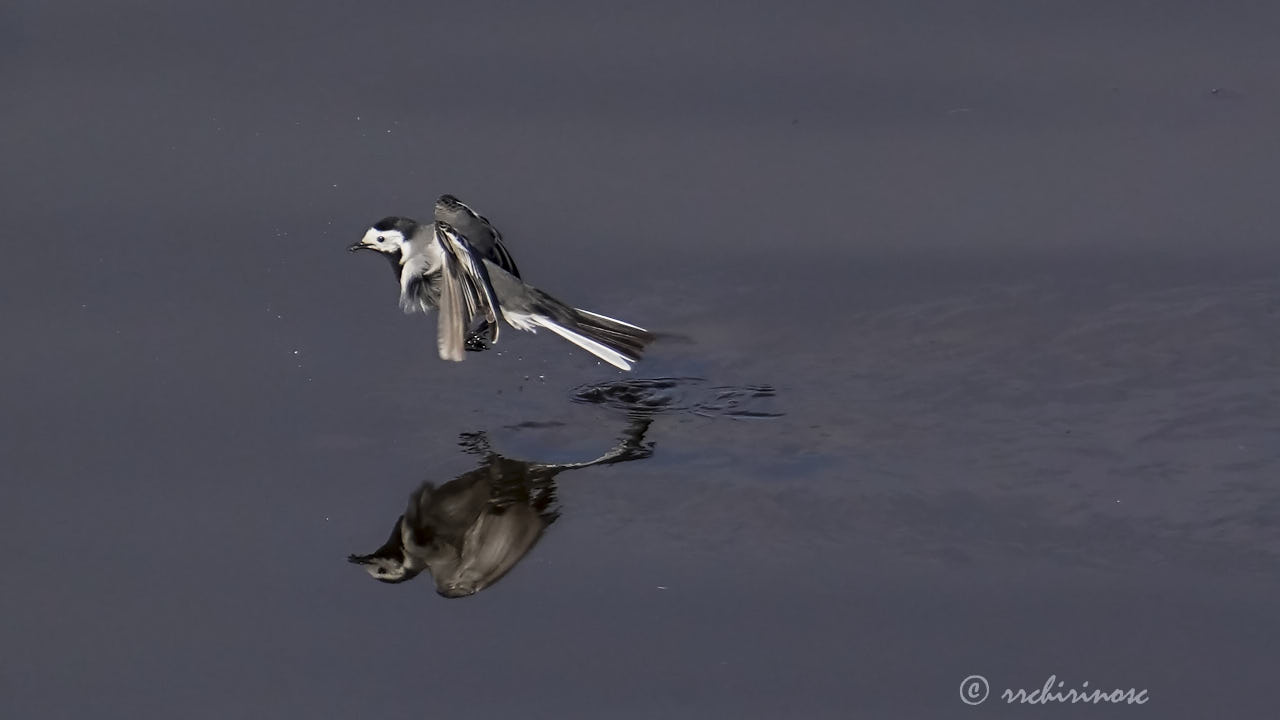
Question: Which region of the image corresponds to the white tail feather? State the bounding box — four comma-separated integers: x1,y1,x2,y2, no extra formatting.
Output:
538,320,633,370
573,308,649,333
507,312,633,370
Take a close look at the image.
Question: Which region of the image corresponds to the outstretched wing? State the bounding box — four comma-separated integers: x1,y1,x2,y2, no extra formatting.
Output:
434,221,502,361
434,194,521,278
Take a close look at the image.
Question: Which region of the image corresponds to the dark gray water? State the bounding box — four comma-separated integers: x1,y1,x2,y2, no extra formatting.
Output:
4,1,1280,717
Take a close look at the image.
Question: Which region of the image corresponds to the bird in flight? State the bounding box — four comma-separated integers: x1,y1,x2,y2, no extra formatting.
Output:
350,195,653,370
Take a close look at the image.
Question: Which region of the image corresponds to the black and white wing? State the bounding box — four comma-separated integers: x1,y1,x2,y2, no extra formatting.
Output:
434,221,502,361
434,194,521,278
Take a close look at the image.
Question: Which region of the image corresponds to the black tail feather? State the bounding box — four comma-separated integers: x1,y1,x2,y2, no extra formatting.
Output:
568,309,654,362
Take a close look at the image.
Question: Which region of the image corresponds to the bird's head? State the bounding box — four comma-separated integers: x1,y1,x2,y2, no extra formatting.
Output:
348,216,418,258
347,552,416,583
347,516,421,584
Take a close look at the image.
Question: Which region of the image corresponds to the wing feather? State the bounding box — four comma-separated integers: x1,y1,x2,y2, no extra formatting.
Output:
436,249,469,361
434,195,521,278
434,222,503,355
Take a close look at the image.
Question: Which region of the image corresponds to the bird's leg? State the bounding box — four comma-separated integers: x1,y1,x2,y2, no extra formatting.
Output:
465,320,494,352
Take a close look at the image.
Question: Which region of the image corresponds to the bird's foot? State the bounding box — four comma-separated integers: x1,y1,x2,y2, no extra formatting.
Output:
465,321,496,352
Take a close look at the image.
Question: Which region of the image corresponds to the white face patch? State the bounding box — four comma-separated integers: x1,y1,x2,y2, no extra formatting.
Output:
363,558,407,581
356,227,407,256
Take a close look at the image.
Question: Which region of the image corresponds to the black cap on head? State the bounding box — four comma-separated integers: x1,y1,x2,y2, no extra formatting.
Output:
373,216,418,234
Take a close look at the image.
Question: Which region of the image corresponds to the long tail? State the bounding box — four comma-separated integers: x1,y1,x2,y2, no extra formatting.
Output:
506,290,654,371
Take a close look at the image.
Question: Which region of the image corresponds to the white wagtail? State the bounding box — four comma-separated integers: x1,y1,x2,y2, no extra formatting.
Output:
349,195,653,370
348,418,653,597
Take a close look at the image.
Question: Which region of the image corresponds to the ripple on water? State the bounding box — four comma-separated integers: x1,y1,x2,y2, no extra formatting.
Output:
570,377,783,419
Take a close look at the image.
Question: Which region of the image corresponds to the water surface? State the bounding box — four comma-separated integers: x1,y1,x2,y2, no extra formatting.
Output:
3,1,1280,718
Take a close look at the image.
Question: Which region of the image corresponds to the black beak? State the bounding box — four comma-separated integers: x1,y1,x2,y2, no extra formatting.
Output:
347,242,367,252
347,554,371,564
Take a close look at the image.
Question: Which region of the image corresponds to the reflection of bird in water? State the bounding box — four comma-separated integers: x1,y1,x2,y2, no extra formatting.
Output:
349,418,653,598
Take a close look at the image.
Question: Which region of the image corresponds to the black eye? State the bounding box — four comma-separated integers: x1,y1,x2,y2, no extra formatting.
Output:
377,236,386,242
